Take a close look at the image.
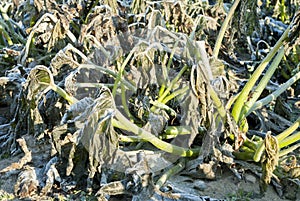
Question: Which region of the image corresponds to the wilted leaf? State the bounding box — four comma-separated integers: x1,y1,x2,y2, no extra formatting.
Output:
77,88,118,189
14,166,39,199
27,65,54,100
260,133,279,193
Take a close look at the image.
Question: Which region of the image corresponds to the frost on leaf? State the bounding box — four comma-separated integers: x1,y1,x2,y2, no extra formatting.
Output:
260,133,279,193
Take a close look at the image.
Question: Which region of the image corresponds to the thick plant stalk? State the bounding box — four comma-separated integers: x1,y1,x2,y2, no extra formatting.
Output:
231,26,290,124
115,109,198,157
164,126,191,135
253,141,266,162
279,144,300,157
242,47,285,118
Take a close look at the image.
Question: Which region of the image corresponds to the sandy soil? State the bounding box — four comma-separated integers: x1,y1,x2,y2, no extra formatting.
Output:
0,154,290,201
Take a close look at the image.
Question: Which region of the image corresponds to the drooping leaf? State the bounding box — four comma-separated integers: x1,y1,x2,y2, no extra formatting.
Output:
76,87,118,189
260,133,279,193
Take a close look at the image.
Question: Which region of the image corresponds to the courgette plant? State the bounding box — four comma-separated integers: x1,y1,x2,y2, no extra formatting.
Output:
29,65,199,157
210,1,300,190
210,0,300,159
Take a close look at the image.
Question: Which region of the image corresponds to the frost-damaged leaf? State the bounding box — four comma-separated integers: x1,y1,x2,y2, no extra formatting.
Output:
260,133,279,193
27,65,53,99
0,76,23,152
162,0,194,34
13,157,61,199
26,66,52,136
50,44,82,78
0,138,32,173
79,6,120,49
21,11,77,65
172,85,200,148
14,165,39,199
143,111,169,137
40,157,62,195
96,151,154,199
0,76,23,122
77,88,118,190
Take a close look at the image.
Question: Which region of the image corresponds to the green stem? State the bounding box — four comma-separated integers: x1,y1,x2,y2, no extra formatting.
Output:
159,84,166,97
207,83,227,122
164,126,191,136
248,71,300,115
242,47,285,118
80,64,136,91
276,117,300,142
231,26,290,124
253,141,265,162
112,48,136,96
121,82,132,118
0,24,13,46
158,40,179,95
50,83,78,104
279,131,300,148
157,65,188,103
115,110,198,157
167,40,179,71
162,86,189,104
150,100,177,116
118,135,144,142
279,144,300,157
155,158,186,189
233,150,255,161
212,0,241,58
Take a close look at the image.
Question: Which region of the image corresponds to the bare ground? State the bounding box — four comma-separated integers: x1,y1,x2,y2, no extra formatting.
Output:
0,154,290,201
